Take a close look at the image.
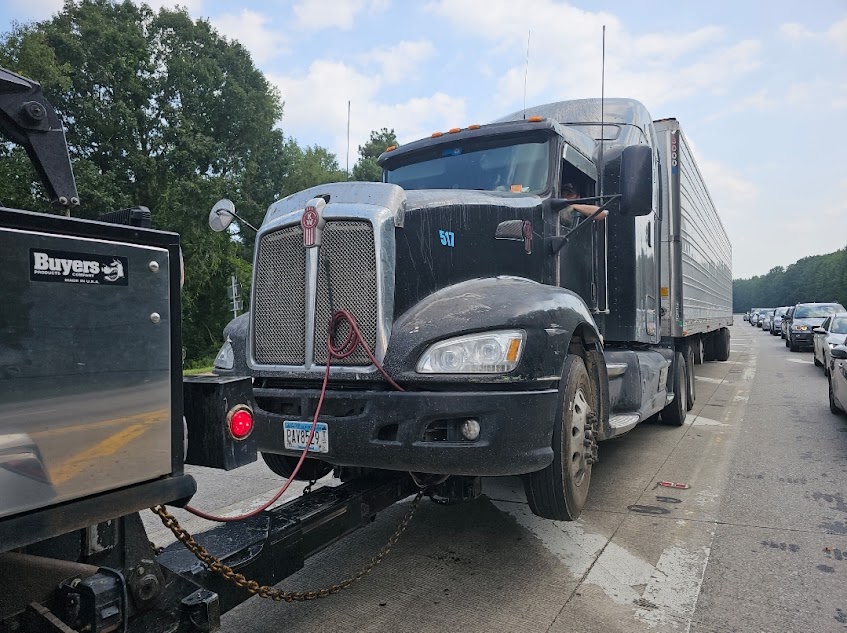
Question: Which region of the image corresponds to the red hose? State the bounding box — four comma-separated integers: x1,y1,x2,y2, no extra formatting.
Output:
182,310,403,522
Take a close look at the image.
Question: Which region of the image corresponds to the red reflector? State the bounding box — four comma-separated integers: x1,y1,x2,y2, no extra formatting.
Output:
229,408,253,439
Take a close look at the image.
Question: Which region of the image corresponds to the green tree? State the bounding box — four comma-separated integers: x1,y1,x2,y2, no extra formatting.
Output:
0,0,346,362
733,247,847,312
351,128,398,182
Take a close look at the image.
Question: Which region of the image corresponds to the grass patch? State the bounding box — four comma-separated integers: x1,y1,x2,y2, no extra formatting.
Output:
183,366,214,376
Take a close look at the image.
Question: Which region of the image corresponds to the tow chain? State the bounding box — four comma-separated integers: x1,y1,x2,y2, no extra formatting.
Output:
150,490,424,602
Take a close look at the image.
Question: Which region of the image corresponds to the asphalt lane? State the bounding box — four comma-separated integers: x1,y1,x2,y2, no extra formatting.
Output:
146,322,847,632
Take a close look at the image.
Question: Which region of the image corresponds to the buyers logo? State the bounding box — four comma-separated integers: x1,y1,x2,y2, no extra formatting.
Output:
30,249,128,286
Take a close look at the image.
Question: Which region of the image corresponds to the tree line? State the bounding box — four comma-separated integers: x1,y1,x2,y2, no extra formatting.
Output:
733,246,847,312
0,0,398,365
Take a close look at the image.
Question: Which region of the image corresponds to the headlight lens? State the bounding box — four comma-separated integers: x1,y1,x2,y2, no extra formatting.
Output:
793,325,808,331
417,330,525,374
214,338,234,370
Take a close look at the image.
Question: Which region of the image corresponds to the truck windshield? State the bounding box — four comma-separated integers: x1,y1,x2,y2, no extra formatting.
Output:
795,304,845,318
385,139,550,193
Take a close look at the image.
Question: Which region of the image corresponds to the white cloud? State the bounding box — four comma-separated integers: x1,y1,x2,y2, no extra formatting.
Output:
358,40,436,84
827,17,847,53
425,0,759,111
780,17,847,53
779,22,814,40
292,0,388,31
270,58,465,166
210,10,284,64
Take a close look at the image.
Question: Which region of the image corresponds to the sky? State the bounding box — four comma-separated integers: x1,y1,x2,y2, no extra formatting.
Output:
2,0,846,279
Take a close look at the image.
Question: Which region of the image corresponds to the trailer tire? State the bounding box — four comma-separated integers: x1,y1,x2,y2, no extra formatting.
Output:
693,337,704,365
661,352,688,426
683,344,695,410
261,452,334,481
524,355,595,521
703,335,715,362
714,328,731,362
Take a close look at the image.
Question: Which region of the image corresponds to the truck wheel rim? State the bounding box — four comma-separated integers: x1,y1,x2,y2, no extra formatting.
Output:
568,388,590,486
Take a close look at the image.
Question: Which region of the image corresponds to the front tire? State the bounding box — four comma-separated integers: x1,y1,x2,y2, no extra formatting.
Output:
524,355,596,521
789,336,798,352
829,376,842,415
261,452,334,481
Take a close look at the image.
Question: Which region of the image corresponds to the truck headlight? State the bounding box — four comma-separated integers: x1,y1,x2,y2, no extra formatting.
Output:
214,338,234,370
793,325,808,331
416,330,525,374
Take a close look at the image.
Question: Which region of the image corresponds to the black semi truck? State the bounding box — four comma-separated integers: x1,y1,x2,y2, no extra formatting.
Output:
212,98,733,522
0,68,440,633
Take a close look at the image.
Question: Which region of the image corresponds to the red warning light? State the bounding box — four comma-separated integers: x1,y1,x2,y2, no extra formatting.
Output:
228,407,253,440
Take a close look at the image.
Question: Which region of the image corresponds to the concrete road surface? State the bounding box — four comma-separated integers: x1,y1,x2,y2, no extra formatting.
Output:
145,322,847,632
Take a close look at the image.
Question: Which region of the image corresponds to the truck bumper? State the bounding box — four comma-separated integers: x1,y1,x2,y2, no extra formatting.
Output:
252,385,558,476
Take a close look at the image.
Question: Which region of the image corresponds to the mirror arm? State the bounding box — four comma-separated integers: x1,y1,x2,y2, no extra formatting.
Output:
217,208,258,233
550,194,620,255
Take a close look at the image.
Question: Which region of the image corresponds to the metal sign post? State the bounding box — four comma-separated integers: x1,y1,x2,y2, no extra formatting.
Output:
227,275,243,318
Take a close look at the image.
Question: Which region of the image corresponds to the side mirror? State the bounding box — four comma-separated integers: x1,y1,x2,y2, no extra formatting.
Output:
209,199,236,232
813,327,827,335
619,145,653,216
831,346,847,360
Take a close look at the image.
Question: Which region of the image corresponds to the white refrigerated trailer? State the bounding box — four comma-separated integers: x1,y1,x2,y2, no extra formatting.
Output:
655,117,733,364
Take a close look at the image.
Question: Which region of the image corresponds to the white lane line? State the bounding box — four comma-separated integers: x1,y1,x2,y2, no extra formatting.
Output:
695,376,724,385
635,543,714,630
785,358,813,365
496,501,715,630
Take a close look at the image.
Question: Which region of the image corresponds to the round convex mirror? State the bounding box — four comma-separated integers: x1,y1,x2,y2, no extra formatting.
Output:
209,199,236,232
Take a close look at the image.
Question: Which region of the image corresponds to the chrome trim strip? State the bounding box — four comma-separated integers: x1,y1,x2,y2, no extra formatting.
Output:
605,363,628,378
248,203,397,376
303,247,319,369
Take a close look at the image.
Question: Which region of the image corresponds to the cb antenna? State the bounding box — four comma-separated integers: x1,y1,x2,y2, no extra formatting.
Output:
346,100,351,180
523,30,531,119
598,25,606,199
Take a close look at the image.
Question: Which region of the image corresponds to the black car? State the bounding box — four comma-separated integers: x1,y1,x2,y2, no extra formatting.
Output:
785,302,847,352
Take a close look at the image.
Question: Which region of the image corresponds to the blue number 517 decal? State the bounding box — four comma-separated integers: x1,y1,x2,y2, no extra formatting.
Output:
439,230,455,247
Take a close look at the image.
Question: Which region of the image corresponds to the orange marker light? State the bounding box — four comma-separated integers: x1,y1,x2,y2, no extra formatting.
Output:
506,338,521,363
431,131,444,138
468,124,481,130
448,127,461,134
385,145,397,152
528,116,543,122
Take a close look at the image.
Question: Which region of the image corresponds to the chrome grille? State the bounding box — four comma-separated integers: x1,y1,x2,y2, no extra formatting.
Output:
314,221,378,366
253,225,307,365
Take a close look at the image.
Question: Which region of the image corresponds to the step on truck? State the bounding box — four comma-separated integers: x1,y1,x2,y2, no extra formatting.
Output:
212,97,733,522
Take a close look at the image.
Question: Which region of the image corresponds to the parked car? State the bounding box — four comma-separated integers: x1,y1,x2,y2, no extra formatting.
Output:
813,313,847,374
761,309,774,332
756,308,771,328
785,302,847,352
770,306,789,336
750,309,763,326
743,312,749,322
781,305,795,339
828,344,847,414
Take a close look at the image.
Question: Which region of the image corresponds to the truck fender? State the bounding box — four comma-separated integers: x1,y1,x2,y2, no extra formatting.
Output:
384,276,606,392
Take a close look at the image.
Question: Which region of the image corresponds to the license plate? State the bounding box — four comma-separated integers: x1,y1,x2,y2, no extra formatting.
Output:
283,421,329,454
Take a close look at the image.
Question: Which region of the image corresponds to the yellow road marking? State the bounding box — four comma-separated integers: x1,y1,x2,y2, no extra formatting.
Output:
48,414,164,486
30,408,168,439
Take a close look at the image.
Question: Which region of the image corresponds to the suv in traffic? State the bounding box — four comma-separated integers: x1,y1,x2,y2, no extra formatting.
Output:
785,302,847,351
770,306,789,336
